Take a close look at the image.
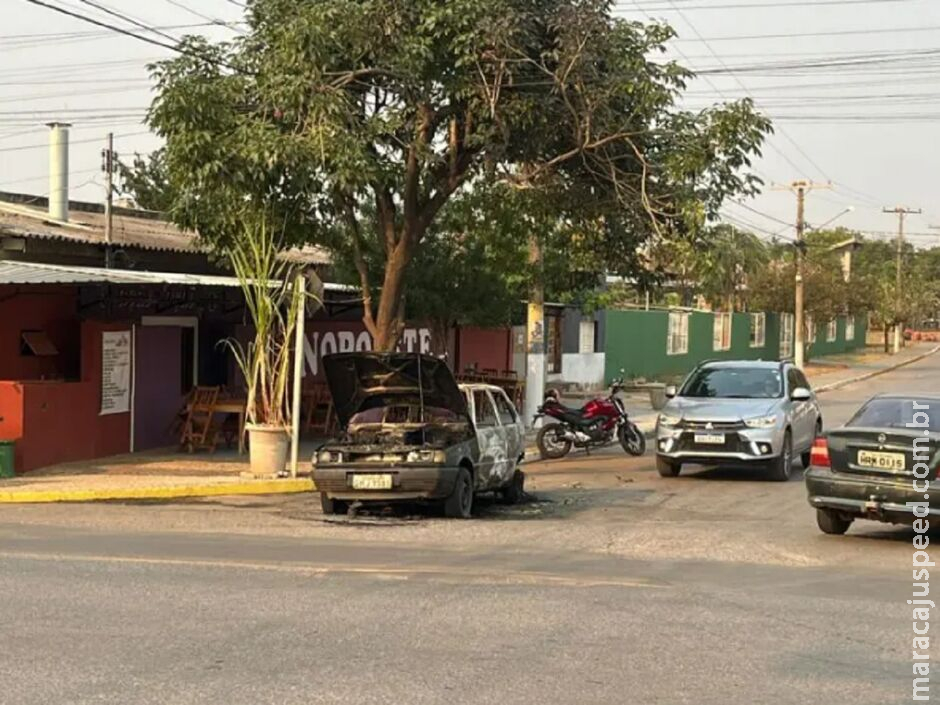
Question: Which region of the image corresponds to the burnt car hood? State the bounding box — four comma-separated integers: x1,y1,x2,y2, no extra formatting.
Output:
322,352,469,428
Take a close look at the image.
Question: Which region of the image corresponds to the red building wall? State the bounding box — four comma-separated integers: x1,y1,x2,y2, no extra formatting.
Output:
0,285,80,381
456,327,512,373
0,319,130,473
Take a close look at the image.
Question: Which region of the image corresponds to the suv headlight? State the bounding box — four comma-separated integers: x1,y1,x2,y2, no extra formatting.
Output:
316,449,342,464
406,449,446,464
744,415,779,429
658,414,682,427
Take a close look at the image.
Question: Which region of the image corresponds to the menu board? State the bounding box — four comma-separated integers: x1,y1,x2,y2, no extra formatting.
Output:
100,330,132,415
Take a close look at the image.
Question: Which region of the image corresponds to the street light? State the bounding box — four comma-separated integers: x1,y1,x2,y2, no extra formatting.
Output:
807,206,855,233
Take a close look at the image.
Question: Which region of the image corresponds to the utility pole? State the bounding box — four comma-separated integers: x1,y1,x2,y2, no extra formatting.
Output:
774,180,831,369
101,132,116,268
524,233,545,429
883,206,922,353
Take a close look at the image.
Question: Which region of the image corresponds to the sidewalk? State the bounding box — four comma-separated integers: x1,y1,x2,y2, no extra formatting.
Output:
0,445,316,504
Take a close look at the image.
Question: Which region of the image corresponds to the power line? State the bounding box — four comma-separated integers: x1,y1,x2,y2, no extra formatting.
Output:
621,0,912,10
74,0,179,43
159,0,245,33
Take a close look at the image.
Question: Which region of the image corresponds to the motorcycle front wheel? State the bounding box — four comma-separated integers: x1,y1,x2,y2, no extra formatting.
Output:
537,424,573,460
619,422,646,456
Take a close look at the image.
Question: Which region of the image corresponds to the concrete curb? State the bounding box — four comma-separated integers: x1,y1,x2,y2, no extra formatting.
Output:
0,478,314,504
813,345,940,394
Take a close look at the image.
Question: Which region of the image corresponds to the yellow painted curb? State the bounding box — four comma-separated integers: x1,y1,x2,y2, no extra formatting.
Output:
0,478,314,504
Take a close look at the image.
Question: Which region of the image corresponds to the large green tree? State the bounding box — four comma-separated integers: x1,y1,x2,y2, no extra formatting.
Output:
146,0,771,349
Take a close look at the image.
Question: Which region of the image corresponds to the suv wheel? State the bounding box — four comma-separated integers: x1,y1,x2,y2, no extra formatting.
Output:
320,493,349,516
769,430,793,482
801,419,823,468
444,467,474,518
656,456,681,478
816,508,853,535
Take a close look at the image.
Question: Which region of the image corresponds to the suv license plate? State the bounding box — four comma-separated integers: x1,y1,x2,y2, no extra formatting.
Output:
857,450,905,471
351,474,394,490
694,433,725,445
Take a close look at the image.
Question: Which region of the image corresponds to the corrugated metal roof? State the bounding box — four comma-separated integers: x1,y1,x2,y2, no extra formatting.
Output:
0,260,352,290
0,196,330,264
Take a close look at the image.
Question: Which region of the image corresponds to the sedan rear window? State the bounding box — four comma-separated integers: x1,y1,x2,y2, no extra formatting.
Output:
847,398,940,432
681,367,783,399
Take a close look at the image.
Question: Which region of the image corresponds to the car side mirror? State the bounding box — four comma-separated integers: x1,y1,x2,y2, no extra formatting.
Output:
665,385,678,399
791,387,812,401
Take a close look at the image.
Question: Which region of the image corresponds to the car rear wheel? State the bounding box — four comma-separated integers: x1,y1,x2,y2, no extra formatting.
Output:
816,508,853,535
320,493,349,516
769,430,793,482
500,470,526,505
656,456,681,477
444,467,474,519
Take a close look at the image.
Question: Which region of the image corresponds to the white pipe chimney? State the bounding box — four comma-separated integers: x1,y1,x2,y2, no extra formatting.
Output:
47,122,70,222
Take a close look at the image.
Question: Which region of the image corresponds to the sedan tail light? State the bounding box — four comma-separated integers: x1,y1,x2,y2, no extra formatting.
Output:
810,437,831,468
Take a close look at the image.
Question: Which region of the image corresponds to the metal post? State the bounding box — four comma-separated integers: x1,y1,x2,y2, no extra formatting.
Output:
794,185,806,369
524,234,545,429
103,132,114,268
289,273,306,478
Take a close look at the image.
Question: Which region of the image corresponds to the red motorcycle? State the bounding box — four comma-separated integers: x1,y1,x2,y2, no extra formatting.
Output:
534,378,646,460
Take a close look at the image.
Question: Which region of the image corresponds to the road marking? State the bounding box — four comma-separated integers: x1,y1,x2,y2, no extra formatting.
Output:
0,550,668,590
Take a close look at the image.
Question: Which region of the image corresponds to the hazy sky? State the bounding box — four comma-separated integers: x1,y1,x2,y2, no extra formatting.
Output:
2,0,938,247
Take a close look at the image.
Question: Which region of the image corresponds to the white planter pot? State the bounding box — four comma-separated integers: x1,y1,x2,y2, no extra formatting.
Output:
245,424,289,477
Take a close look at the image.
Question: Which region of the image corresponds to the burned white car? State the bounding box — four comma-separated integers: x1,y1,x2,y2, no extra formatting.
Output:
312,353,526,518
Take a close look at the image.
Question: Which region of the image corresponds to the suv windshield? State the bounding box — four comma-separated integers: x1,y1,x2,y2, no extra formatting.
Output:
848,398,940,432
681,367,783,399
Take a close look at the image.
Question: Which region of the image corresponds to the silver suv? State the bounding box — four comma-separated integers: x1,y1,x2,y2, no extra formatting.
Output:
655,360,821,481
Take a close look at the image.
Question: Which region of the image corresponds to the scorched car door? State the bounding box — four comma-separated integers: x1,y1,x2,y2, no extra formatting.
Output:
471,389,503,489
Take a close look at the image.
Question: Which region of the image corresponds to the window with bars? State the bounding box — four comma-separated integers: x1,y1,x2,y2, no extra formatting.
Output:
749,313,766,348
667,312,689,356
713,313,732,351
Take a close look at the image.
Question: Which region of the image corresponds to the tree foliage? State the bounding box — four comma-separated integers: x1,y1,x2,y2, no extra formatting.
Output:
144,0,771,348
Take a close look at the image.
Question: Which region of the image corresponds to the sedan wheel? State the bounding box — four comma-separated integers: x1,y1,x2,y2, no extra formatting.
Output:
802,420,823,468
816,508,853,535
443,467,474,519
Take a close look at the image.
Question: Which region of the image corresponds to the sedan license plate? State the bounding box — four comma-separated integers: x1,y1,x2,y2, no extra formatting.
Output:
857,450,906,471
694,433,725,445
351,474,394,490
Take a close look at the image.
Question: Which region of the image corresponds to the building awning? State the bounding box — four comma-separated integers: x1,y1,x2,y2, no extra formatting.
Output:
0,260,353,291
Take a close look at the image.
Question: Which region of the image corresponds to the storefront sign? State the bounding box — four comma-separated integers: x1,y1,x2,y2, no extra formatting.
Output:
303,324,432,379
100,330,132,415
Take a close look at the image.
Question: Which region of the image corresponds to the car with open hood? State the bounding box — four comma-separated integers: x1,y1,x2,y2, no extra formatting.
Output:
312,353,526,518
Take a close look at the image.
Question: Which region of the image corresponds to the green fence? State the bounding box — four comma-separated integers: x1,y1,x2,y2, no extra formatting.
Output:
604,310,866,383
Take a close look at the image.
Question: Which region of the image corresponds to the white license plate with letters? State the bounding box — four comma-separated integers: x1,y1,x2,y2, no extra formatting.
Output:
857,450,905,471
351,474,394,490
694,433,725,445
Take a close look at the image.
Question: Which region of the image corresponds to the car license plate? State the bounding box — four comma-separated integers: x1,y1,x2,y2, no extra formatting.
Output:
857,450,906,471
351,474,394,490
694,433,725,445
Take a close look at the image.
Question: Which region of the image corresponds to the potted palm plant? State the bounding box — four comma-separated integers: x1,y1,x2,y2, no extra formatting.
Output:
226,217,308,477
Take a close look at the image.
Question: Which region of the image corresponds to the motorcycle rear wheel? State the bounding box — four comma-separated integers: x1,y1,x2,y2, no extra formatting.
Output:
537,424,572,460
619,423,646,456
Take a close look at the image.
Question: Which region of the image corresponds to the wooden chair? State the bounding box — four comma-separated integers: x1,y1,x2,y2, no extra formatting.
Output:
180,386,221,453
304,385,336,436
169,387,196,441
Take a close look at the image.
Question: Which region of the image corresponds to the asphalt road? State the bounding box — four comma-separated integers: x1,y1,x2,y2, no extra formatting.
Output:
1,352,938,705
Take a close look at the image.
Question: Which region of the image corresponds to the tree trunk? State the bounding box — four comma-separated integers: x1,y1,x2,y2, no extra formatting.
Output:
370,240,413,352
884,326,890,353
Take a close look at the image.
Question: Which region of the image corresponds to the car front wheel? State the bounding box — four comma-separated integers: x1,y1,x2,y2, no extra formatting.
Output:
320,493,349,516
656,456,681,477
816,508,853,535
769,430,793,482
444,467,474,518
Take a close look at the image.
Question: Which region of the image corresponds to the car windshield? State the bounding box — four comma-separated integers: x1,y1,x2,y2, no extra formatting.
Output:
847,398,940,432
681,367,783,399
349,405,462,426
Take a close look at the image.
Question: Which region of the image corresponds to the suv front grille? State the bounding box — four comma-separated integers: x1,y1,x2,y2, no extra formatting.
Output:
678,420,745,431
